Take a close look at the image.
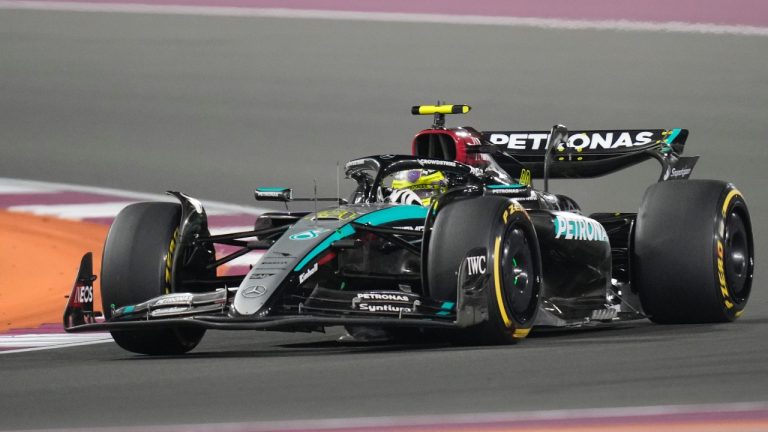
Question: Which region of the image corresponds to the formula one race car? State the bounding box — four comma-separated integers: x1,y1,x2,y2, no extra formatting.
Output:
64,104,754,355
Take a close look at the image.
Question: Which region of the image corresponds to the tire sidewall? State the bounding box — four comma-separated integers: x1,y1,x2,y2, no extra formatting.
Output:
427,196,541,344
712,189,753,320
635,180,754,323
486,203,541,341
100,202,207,355
101,202,182,318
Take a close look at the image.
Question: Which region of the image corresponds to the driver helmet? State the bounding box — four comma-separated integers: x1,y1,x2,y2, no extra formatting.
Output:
390,170,447,206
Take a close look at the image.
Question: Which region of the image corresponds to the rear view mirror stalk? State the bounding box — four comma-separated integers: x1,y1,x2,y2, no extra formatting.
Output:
543,124,569,193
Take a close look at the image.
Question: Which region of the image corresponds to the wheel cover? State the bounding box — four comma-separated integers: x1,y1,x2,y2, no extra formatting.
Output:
501,226,537,324
724,210,752,303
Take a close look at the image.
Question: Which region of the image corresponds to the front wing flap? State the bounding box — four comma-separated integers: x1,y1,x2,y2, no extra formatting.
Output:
64,253,460,334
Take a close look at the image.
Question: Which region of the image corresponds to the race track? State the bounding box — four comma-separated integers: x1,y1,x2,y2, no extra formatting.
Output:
1,6,767,430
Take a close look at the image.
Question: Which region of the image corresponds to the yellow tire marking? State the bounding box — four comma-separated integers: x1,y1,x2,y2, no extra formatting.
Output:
164,228,178,294
493,235,512,328
717,189,741,310
513,328,531,339
722,189,741,216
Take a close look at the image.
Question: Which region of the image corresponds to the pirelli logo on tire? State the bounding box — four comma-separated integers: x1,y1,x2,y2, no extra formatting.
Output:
502,202,525,224
716,240,733,309
715,189,741,310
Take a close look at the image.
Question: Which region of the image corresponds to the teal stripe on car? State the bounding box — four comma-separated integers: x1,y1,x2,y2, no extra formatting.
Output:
486,184,526,189
293,206,428,271
437,301,455,316
354,205,428,226
256,187,289,192
665,128,681,144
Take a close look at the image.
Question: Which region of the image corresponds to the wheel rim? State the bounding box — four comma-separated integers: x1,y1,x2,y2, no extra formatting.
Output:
501,225,537,324
724,210,752,303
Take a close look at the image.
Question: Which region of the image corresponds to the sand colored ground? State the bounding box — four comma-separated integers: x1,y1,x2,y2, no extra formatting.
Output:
0,210,107,332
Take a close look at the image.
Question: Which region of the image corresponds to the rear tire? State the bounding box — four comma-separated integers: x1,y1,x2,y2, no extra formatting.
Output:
428,196,541,344
101,202,206,355
634,180,753,323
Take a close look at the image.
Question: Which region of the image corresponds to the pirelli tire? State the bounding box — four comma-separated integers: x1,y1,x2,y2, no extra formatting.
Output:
101,202,206,355
428,195,542,344
634,180,754,324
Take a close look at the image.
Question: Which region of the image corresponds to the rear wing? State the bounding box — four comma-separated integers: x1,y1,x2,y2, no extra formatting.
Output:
481,129,689,178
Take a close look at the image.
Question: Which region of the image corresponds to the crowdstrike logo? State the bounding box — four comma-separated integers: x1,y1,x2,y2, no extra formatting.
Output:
418,159,457,167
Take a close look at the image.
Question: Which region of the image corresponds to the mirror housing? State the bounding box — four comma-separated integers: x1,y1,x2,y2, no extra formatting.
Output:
254,188,292,202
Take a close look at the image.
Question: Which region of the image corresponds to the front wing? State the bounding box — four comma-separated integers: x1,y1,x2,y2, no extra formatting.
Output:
63,253,460,333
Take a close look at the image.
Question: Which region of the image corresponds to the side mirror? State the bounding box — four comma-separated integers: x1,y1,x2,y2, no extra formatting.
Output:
254,188,292,202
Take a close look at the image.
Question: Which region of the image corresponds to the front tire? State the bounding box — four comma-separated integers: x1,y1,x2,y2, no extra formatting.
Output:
634,180,754,323
428,196,541,344
101,202,206,355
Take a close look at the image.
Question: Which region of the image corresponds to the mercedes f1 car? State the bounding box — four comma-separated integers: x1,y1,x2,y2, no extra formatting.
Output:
64,104,754,355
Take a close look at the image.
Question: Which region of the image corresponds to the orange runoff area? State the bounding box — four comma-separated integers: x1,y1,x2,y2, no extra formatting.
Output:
0,210,107,332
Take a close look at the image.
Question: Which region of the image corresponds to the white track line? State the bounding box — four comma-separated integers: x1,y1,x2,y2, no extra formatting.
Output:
9,201,245,219
210,226,264,266
1,1,767,37
0,334,112,355
0,177,270,215
0,178,267,353
208,225,257,236
9,201,139,219
0,334,110,346
0,183,56,194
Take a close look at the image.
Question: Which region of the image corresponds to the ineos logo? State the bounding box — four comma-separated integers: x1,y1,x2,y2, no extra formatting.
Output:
242,285,268,298
77,285,93,303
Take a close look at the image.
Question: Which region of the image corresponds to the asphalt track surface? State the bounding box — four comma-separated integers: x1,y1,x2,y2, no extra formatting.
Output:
1,8,768,430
